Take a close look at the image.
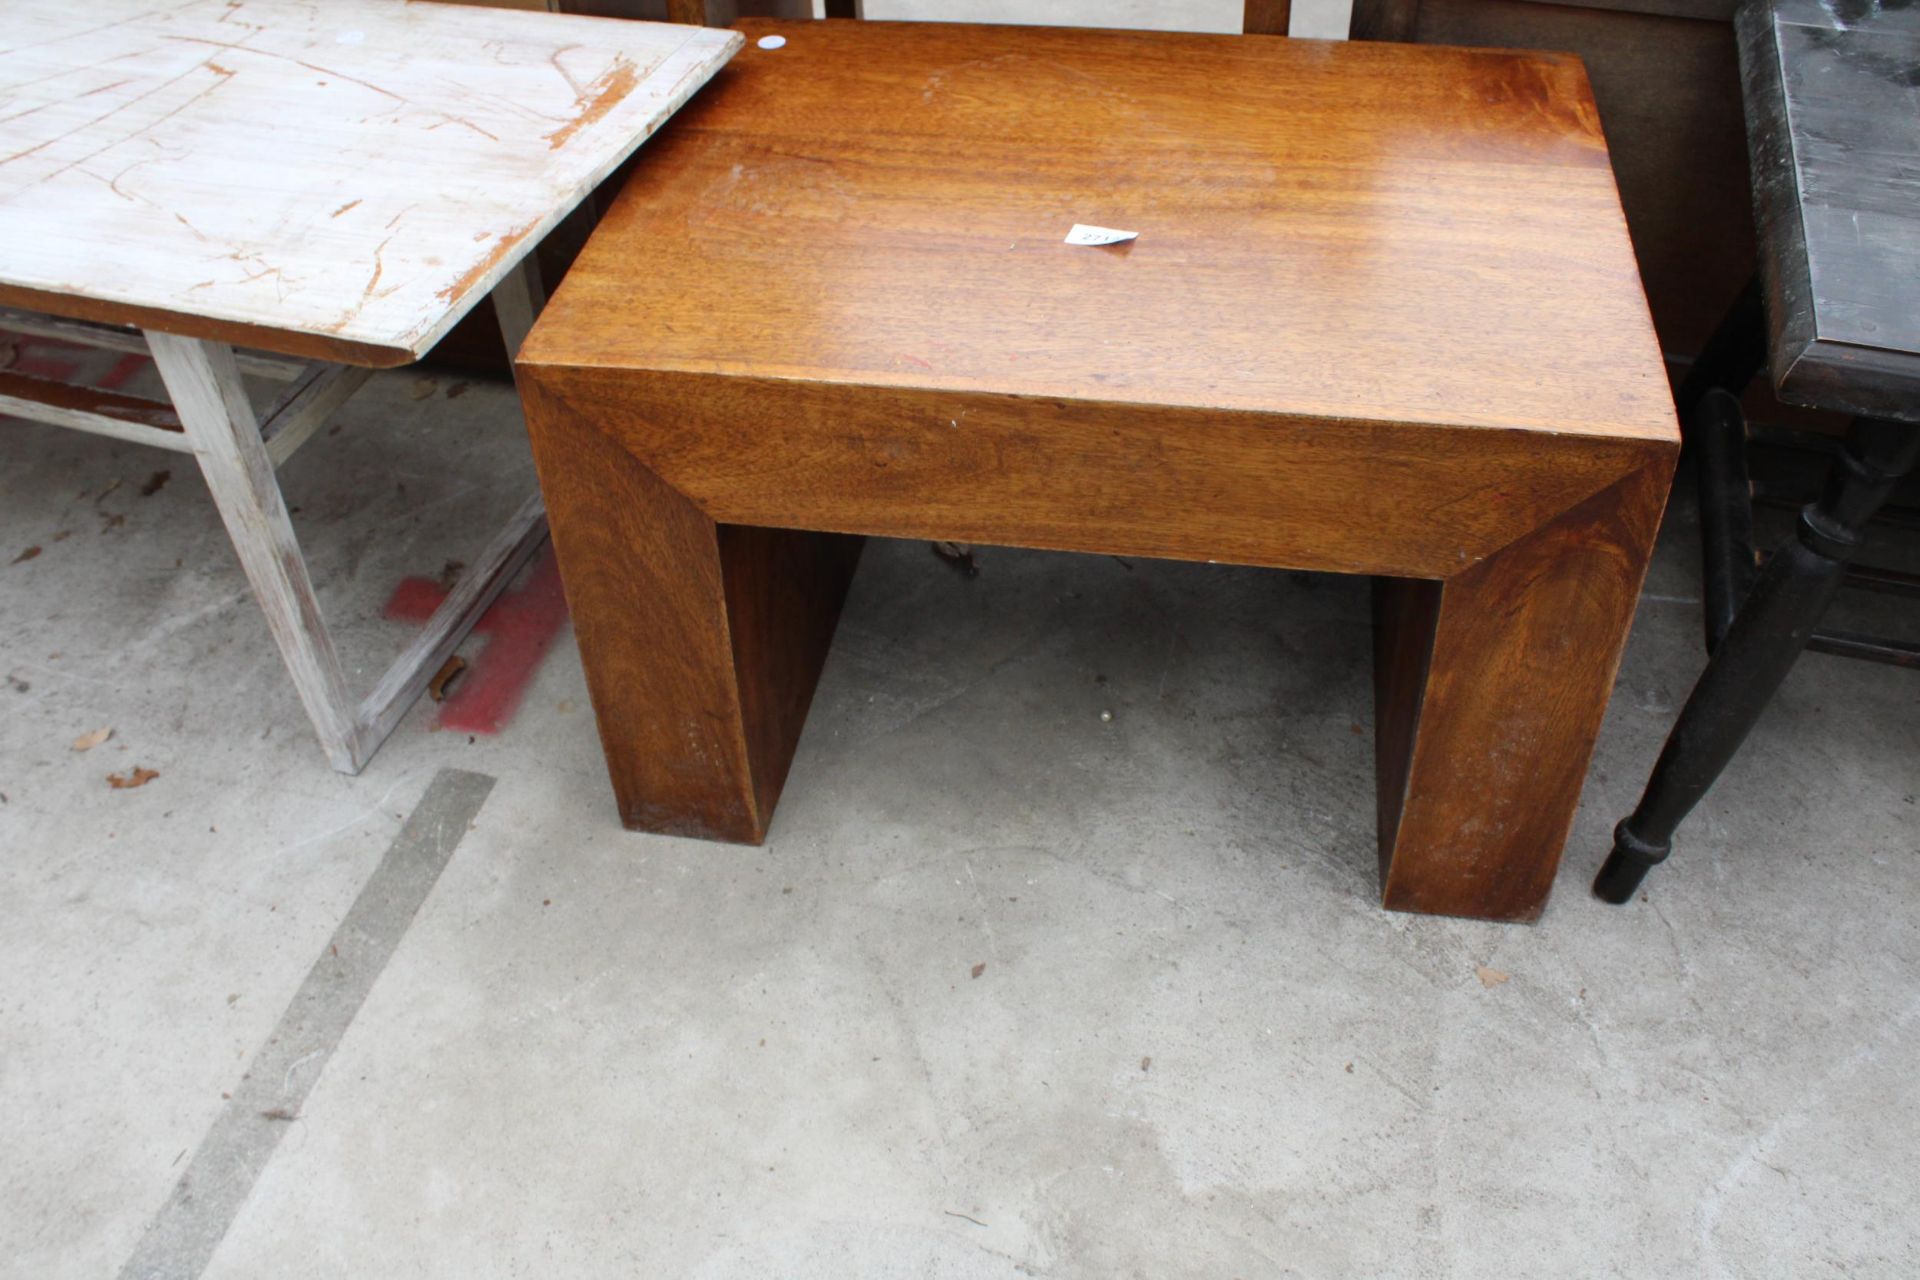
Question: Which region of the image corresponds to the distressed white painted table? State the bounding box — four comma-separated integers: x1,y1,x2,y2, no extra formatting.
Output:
0,0,739,771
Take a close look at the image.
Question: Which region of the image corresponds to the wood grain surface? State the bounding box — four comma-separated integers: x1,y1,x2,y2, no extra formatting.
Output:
1373,460,1670,918
520,19,1678,920
0,0,738,366
522,374,862,839
533,364,1661,580
526,20,1671,441
1404,0,1757,366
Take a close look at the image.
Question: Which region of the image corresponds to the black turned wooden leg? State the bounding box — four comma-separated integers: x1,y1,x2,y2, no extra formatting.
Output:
1596,416,1920,903
1677,276,1766,423
1693,389,1760,651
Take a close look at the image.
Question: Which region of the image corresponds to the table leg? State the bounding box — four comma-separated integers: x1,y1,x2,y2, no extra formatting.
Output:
351,259,553,755
1675,276,1765,423
1595,416,1920,902
147,332,364,771
1372,461,1671,920
144,256,549,774
523,387,861,840
491,253,546,359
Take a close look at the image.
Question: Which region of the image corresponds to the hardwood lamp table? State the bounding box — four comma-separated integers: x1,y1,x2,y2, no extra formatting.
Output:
0,0,738,772
518,20,1679,921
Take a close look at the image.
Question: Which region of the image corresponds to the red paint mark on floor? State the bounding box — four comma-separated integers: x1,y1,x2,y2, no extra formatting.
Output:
383,545,569,735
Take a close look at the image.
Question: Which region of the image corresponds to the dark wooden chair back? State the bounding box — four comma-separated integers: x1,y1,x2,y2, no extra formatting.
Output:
667,1,1290,35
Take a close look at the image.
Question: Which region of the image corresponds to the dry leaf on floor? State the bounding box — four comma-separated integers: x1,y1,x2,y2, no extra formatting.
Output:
11,545,41,565
1475,965,1511,988
139,470,170,497
71,727,113,752
409,377,437,400
427,654,466,702
107,766,159,790
970,962,986,979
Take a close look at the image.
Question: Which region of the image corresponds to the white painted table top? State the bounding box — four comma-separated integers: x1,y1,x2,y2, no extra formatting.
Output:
0,0,739,366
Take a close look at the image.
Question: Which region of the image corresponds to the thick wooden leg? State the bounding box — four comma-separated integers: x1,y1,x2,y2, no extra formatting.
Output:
148,332,364,772
521,379,861,841
1373,463,1671,920
1596,417,1920,902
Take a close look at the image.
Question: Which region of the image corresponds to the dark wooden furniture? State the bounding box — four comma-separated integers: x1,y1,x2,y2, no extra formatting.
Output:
1741,0,1920,421
660,0,1292,34
520,19,1678,921
1597,0,1920,901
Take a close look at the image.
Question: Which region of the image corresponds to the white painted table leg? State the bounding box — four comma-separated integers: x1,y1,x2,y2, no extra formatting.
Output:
348,256,550,761
491,254,546,360
353,493,547,755
140,255,550,774
147,332,365,772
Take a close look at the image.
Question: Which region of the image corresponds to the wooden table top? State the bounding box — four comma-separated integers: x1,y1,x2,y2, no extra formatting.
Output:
0,0,739,367
1739,0,1920,420
523,19,1674,445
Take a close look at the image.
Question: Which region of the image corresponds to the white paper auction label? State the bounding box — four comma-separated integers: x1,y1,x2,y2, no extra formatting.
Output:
1064,224,1138,246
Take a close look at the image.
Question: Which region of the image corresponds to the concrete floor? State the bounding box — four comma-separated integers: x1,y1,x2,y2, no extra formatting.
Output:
3,333,1918,1278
